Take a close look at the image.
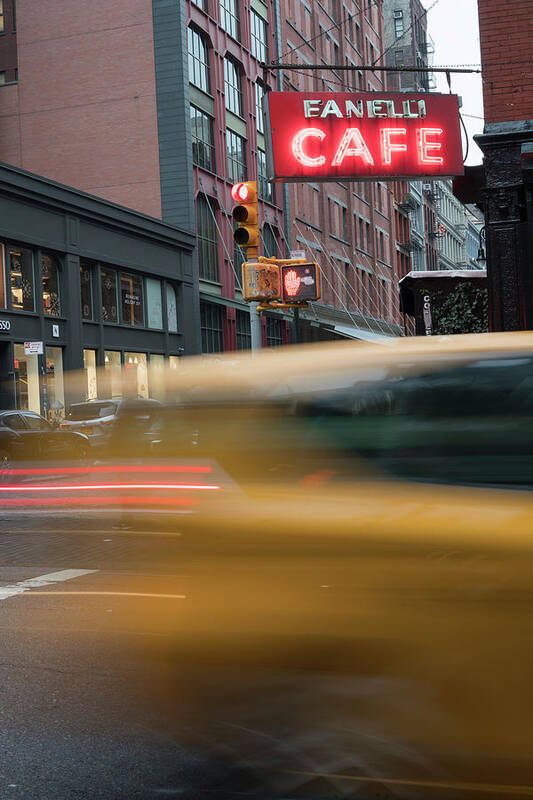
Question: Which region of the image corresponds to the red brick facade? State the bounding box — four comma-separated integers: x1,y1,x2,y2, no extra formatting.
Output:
0,0,163,218
478,0,533,123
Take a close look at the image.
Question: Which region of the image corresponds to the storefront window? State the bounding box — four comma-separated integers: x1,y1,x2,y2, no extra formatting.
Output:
101,268,118,323
146,278,163,329
13,344,40,414
83,349,97,400
166,284,178,332
149,354,165,401
124,352,148,398
80,262,93,320
9,246,34,311
45,346,65,423
169,356,180,370
104,350,122,397
42,253,61,316
120,273,144,327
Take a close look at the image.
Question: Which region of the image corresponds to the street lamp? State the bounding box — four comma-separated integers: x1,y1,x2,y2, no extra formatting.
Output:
476,226,487,268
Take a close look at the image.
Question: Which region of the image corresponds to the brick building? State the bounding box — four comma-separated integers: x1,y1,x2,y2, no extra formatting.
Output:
471,0,533,331
0,0,408,354
277,0,404,339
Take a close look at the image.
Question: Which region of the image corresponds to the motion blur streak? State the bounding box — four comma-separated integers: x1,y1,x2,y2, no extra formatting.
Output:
0,483,220,492
277,769,533,796
0,495,197,506
0,465,212,476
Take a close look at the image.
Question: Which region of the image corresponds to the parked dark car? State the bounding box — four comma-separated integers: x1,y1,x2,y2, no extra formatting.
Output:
61,398,162,450
0,410,89,466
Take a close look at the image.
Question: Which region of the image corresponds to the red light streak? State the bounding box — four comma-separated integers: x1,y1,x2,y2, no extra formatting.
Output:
0,495,198,507
0,465,212,477
0,483,220,492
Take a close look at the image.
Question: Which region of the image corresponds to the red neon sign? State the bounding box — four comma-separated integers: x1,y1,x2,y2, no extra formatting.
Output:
264,92,463,182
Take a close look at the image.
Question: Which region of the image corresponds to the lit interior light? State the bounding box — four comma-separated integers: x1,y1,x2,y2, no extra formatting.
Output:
291,128,326,167
380,128,407,164
331,128,374,167
417,128,444,164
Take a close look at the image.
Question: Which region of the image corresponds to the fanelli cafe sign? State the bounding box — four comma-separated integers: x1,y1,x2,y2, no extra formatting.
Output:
264,92,464,182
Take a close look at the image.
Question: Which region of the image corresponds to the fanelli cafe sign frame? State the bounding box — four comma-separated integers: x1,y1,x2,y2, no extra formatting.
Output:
264,91,464,182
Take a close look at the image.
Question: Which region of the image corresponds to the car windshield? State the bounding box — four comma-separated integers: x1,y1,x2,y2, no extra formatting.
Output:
67,402,117,421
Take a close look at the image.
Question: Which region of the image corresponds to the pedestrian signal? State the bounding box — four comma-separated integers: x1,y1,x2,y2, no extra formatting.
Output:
280,262,320,302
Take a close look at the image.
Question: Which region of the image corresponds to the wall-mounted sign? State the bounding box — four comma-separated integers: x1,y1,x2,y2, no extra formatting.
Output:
24,341,44,355
265,92,464,182
0,319,11,332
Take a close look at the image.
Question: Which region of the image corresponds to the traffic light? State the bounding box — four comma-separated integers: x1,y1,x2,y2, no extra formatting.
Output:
280,262,320,302
232,181,259,252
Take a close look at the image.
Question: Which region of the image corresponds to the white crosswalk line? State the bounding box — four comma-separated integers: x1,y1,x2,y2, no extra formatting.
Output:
0,568,98,601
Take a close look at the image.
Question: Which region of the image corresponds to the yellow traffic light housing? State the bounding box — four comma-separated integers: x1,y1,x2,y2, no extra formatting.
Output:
232,181,259,254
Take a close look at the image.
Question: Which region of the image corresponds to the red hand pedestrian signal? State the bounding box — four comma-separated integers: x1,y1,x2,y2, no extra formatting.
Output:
280,262,320,302
284,269,301,297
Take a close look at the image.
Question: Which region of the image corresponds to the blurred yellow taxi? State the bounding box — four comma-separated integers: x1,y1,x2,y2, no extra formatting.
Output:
26,332,533,797
106,332,533,798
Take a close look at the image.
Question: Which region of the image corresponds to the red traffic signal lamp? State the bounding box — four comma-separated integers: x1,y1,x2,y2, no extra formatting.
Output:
280,262,320,302
232,181,259,252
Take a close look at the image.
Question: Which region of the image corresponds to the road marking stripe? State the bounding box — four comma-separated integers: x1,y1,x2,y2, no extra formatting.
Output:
0,568,98,601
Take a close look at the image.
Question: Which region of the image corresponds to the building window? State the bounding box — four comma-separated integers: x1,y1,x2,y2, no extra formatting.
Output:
191,0,205,10
41,253,61,316
354,21,361,52
0,72,6,85
263,224,278,258
381,279,388,318
255,81,265,134
200,301,224,353
258,148,273,203
226,128,247,182
146,278,163,329
83,349,97,400
394,10,403,38
395,49,404,66
220,0,240,39
120,272,144,327
101,267,118,323
166,284,178,332
80,262,93,320
190,106,215,172
344,264,351,306
250,10,268,62
224,57,243,116
196,195,219,282
266,315,283,347
9,246,34,312
124,352,149,398
236,309,251,350
104,351,122,397
188,27,210,93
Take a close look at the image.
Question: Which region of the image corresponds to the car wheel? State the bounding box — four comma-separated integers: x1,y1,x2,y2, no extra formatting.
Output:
0,449,12,469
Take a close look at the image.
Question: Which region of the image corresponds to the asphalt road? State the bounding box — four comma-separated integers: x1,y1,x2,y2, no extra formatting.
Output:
0,511,264,800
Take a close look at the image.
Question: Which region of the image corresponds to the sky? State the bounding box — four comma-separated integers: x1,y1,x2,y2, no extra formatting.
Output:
425,0,484,165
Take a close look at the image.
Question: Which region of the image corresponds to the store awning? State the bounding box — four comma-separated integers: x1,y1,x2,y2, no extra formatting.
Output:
333,324,393,342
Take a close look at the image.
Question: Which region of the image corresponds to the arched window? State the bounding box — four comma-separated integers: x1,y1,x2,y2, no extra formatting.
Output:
224,56,243,116
196,195,219,282
188,27,210,93
42,253,60,316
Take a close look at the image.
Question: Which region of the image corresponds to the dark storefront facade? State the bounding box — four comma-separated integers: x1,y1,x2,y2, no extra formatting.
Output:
0,163,198,418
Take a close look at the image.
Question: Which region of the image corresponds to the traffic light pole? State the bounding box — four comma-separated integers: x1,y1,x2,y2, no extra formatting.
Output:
250,304,262,351
291,306,300,344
